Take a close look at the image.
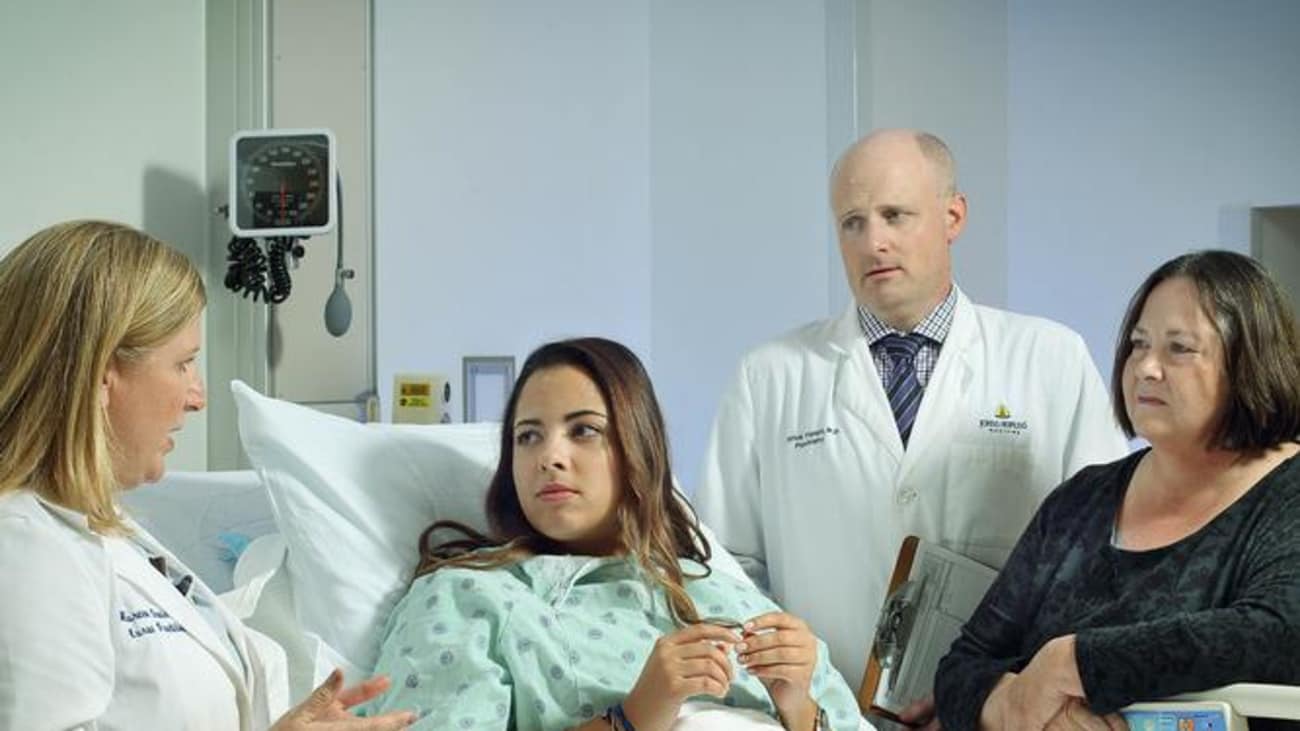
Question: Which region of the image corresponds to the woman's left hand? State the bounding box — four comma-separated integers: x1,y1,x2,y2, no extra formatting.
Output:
988,635,1085,731
1044,699,1128,731
739,612,819,729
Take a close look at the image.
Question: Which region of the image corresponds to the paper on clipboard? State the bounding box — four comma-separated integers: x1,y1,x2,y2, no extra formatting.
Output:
858,536,998,721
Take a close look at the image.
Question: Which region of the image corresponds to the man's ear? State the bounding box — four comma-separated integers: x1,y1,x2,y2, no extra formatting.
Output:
945,192,968,242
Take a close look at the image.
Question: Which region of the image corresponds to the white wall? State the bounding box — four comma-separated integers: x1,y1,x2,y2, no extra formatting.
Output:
8,1,1296,478
852,0,1010,313
649,1,841,486
374,0,653,429
374,1,842,483
267,0,374,413
0,0,210,471
1007,0,1300,369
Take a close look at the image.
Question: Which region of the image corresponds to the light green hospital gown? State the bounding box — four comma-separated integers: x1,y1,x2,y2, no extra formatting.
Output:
361,554,863,730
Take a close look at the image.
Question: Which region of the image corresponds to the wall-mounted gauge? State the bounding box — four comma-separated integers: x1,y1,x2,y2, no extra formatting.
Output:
229,128,337,237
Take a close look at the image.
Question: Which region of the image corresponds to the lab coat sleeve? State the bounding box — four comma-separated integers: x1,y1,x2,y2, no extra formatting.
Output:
694,357,769,590
0,512,114,730
1057,332,1129,480
361,570,513,730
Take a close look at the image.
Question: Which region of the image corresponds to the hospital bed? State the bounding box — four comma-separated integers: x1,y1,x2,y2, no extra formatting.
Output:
121,382,871,730
121,382,1300,730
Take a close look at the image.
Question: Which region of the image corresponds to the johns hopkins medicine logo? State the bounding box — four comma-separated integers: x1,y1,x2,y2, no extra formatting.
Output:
979,403,1029,436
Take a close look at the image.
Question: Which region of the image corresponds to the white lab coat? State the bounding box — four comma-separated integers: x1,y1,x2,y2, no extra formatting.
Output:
694,289,1129,689
0,489,288,731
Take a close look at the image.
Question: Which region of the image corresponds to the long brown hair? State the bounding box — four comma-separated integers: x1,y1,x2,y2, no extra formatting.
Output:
413,337,712,625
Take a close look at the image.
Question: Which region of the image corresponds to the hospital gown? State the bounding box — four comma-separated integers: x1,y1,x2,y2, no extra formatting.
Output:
362,554,862,730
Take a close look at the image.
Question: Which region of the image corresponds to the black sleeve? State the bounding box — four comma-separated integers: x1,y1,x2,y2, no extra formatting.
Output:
1077,479,1300,712
934,488,1058,731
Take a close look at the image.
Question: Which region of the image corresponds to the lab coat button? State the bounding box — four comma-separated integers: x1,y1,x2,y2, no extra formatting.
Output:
898,489,918,505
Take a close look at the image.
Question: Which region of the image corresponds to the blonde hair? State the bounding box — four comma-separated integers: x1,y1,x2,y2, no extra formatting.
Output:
0,220,205,532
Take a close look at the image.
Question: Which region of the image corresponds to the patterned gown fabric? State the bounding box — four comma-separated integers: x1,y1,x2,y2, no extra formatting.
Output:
361,554,863,730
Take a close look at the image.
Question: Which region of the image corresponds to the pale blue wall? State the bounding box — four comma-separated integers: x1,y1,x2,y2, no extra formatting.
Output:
374,1,843,484
1007,0,1300,369
0,0,209,471
648,1,839,487
372,0,1300,489
374,0,653,425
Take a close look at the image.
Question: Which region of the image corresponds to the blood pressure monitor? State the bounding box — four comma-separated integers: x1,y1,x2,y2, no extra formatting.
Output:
228,128,337,237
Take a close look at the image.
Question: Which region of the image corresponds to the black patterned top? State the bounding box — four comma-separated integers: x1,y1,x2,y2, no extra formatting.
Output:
935,448,1300,731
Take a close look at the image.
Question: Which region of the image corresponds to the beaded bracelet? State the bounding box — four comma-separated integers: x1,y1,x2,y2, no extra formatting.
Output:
601,704,638,731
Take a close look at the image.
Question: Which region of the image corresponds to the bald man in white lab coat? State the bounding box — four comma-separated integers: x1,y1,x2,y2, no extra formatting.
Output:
694,129,1128,729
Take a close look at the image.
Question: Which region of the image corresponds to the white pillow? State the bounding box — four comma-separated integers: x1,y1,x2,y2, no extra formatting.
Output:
122,470,275,593
230,380,750,678
232,381,499,675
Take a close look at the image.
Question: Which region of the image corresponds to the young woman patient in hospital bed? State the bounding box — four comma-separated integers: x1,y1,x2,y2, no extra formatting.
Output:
935,251,1300,731
360,337,864,730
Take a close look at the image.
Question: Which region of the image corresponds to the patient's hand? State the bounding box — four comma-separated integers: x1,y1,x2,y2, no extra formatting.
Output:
740,612,819,731
270,669,416,730
1044,699,1127,731
623,623,740,731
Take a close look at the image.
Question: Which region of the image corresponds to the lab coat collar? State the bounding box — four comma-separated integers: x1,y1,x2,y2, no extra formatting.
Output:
35,493,257,721
107,523,258,719
826,285,977,463
34,493,98,532
827,304,905,460
896,288,977,478
827,284,973,355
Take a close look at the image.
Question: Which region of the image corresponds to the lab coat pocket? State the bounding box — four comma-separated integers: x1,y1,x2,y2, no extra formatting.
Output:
949,438,1033,480
941,439,1039,569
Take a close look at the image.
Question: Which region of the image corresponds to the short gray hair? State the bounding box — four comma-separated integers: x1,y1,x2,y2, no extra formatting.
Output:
829,129,959,200
914,131,957,198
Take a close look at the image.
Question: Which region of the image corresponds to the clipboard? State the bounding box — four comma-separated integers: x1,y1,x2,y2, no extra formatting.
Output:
857,536,998,721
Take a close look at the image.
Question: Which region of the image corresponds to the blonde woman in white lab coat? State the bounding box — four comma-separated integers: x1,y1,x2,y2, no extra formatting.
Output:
694,130,1130,727
0,221,414,731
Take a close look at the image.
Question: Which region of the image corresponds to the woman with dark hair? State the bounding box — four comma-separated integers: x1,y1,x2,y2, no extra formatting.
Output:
363,338,862,730
935,250,1300,731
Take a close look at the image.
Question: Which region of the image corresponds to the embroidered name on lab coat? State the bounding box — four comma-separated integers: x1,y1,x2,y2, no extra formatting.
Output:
118,606,184,639
785,426,841,449
978,403,1030,436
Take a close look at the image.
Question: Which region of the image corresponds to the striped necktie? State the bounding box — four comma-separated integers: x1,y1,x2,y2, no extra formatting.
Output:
879,333,927,447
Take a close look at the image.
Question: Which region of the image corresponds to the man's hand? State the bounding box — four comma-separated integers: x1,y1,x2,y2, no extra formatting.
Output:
269,669,416,730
